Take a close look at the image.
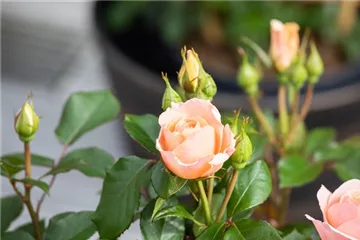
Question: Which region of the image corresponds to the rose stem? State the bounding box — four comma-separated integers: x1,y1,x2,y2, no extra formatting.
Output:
207,177,214,206
248,96,276,145
24,143,42,240
278,84,289,138
287,84,314,142
197,180,211,225
215,169,239,223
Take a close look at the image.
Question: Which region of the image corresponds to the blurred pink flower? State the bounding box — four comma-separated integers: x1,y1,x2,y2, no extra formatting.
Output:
306,179,360,240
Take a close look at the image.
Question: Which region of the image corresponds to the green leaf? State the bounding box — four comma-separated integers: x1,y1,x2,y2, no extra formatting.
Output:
55,90,121,145
153,205,204,226
0,159,23,177
278,155,323,188
223,223,245,240
1,153,53,176
45,211,96,240
152,198,166,220
283,230,308,240
197,223,226,240
140,199,185,240
1,195,23,234
14,178,49,194
151,162,187,199
227,161,271,217
334,149,360,181
123,114,159,153
281,222,320,239
2,231,34,240
313,143,356,163
15,220,46,238
226,219,282,240
93,156,153,239
47,147,114,178
193,193,225,236
305,128,335,155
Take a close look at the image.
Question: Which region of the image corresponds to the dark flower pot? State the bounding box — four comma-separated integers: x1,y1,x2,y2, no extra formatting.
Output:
93,1,360,221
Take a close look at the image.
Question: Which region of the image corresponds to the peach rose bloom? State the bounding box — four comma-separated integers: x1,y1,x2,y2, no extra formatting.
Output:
270,19,300,72
306,179,360,240
156,98,236,179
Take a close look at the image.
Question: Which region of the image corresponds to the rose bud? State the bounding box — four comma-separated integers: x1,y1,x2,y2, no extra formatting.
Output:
270,19,300,73
306,41,324,84
291,63,308,90
161,72,182,110
156,98,236,179
14,97,40,142
230,119,253,170
306,179,360,240
178,48,201,93
237,55,260,96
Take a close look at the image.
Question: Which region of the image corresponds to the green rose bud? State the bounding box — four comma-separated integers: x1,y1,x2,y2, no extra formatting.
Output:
291,63,308,89
231,120,253,170
306,42,324,84
14,97,40,143
161,72,182,110
199,72,217,100
237,55,260,96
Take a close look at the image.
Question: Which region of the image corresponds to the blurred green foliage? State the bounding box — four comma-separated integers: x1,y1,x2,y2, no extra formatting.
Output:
105,1,360,61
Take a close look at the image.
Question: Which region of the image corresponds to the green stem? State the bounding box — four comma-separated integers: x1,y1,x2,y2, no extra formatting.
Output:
248,96,276,145
216,169,239,222
207,177,214,206
278,85,289,137
197,180,211,225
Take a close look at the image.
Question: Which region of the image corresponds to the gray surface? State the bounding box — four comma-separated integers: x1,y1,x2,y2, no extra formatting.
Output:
1,2,141,239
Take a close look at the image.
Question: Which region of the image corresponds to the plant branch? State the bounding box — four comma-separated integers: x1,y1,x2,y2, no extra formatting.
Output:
290,91,300,128
278,85,289,138
216,169,239,223
23,142,42,240
207,177,214,206
197,180,211,225
287,84,314,142
36,145,68,214
248,96,276,145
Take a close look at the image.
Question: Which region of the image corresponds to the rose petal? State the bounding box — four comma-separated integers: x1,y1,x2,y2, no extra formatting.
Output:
317,185,332,222
160,151,212,179
201,163,223,178
305,215,350,240
179,98,222,127
157,128,183,151
220,124,236,153
329,179,360,206
173,125,215,164
337,219,360,239
158,102,186,126
327,202,360,228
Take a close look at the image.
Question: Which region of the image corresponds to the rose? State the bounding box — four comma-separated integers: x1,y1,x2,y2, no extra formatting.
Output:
270,19,300,72
306,179,360,240
156,98,236,179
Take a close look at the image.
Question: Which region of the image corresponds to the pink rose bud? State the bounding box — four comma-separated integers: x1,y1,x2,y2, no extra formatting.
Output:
306,179,360,240
270,19,300,73
156,98,236,179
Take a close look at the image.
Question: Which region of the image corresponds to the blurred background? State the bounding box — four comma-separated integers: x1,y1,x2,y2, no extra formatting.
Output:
2,1,360,239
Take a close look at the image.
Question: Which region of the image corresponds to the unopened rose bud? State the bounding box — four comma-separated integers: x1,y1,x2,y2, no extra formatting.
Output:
230,110,241,136
200,72,217,100
161,73,182,110
306,42,324,84
291,63,308,89
178,48,200,93
237,55,260,96
14,96,39,142
231,120,253,170
270,19,300,72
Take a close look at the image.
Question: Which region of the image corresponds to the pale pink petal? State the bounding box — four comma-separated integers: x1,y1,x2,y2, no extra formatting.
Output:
220,124,236,153
305,215,349,240
179,98,222,127
158,103,186,126
327,202,360,228
329,180,360,206
160,151,213,179
317,185,332,222
337,219,360,239
173,126,215,164
214,125,224,153
201,163,223,178
157,128,183,151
